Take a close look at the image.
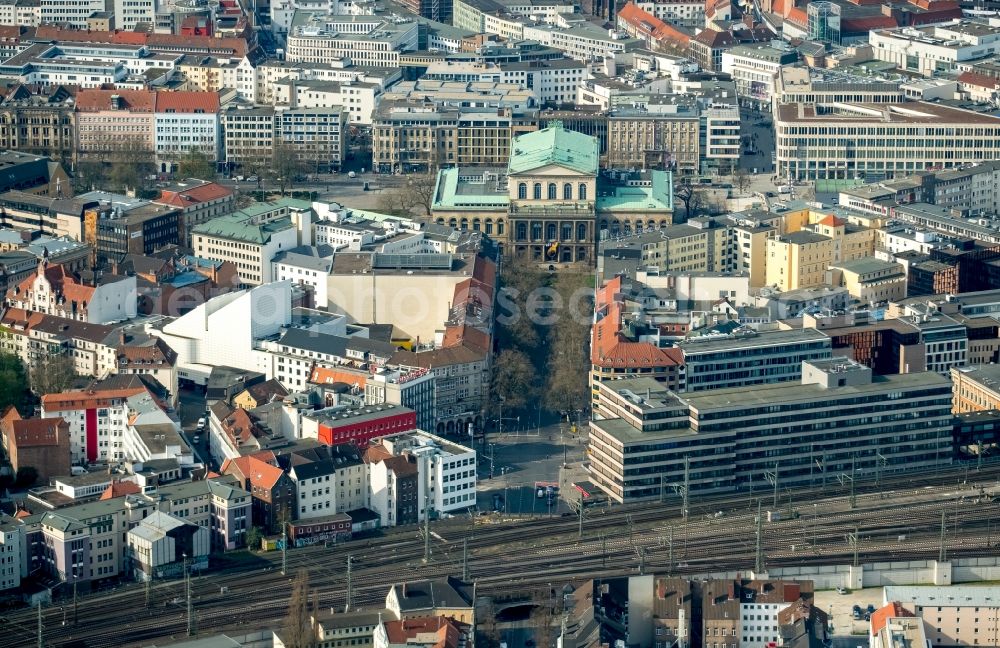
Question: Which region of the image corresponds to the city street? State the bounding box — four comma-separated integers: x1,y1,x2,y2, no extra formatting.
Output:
178,386,211,469
216,172,414,212
738,106,776,176
474,422,590,516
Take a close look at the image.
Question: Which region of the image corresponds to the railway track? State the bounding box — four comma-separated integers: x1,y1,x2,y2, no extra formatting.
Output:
7,462,999,647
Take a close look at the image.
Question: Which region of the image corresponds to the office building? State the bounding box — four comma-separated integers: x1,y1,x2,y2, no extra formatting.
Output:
678,328,832,392
588,359,953,502
191,199,314,285
775,101,1000,181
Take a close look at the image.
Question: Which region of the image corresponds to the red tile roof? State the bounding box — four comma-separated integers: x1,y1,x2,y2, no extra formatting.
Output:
591,277,685,369
157,182,233,207
382,616,464,648
310,366,368,388
99,480,141,500
154,90,220,113
246,456,284,490
42,387,148,412
818,214,845,227
7,262,96,306
618,2,691,46
958,71,1000,90
441,324,491,353
75,89,156,112
870,601,915,635
11,417,65,448
842,15,898,32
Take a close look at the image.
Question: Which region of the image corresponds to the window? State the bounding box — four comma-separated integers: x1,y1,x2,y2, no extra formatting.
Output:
548,183,557,199
579,183,587,200
518,183,527,199
533,183,542,200
564,183,572,199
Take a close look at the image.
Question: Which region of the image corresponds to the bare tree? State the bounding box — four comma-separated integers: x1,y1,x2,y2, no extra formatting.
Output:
29,354,76,396
733,167,752,196
283,569,314,648
376,172,437,217
177,149,216,180
477,599,502,648
270,142,309,195
492,349,536,412
531,587,557,648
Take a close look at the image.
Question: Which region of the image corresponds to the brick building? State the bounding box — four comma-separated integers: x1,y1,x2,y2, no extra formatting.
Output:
0,408,71,483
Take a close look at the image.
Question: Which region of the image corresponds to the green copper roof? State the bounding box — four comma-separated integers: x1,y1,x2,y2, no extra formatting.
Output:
192,198,309,244
507,122,599,176
596,170,674,212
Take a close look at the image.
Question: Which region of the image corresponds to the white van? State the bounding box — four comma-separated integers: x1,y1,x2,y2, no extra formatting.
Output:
71,466,87,476
777,185,793,194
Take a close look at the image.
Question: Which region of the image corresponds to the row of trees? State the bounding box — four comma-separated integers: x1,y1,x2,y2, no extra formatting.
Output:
74,138,316,197
491,264,591,425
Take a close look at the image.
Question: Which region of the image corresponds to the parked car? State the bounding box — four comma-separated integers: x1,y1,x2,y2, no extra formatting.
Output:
836,587,847,594
246,175,259,183
852,605,862,620
196,417,206,431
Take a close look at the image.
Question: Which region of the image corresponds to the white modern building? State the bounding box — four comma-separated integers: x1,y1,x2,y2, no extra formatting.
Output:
114,0,158,31
285,12,419,67
39,0,107,27
271,77,382,124
149,281,293,385
379,431,476,517
869,21,1000,77
0,516,23,592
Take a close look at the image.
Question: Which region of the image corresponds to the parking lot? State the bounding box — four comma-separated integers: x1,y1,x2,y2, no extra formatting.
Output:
814,587,885,637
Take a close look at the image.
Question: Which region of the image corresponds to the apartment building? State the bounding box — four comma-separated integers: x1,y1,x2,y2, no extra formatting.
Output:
883,585,1000,647
285,12,419,67
765,214,876,291
75,90,155,161
635,216,733,272
775,102,1000,181
154,477,252,551
951,364,1000,413
40,383,161,464
0,514,22,592
372,99,537,173
155,179,236,245
678,328,832,392
276,106,347,173
177,55,257,102
272,78,381,124
588,359,954,502
153,91,221,173
0,87,75,164
0,413,71,484
6,259,137,324
38,0,108,27
191,199,313,286
379,431,477,516
0,309,119,379
220,105,276,173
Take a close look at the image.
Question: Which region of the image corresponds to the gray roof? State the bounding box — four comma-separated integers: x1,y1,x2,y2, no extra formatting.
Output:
884,585,1000,608
393,576,474,611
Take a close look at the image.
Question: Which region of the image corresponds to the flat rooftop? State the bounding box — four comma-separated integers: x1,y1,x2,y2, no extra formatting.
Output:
682,370,950,412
